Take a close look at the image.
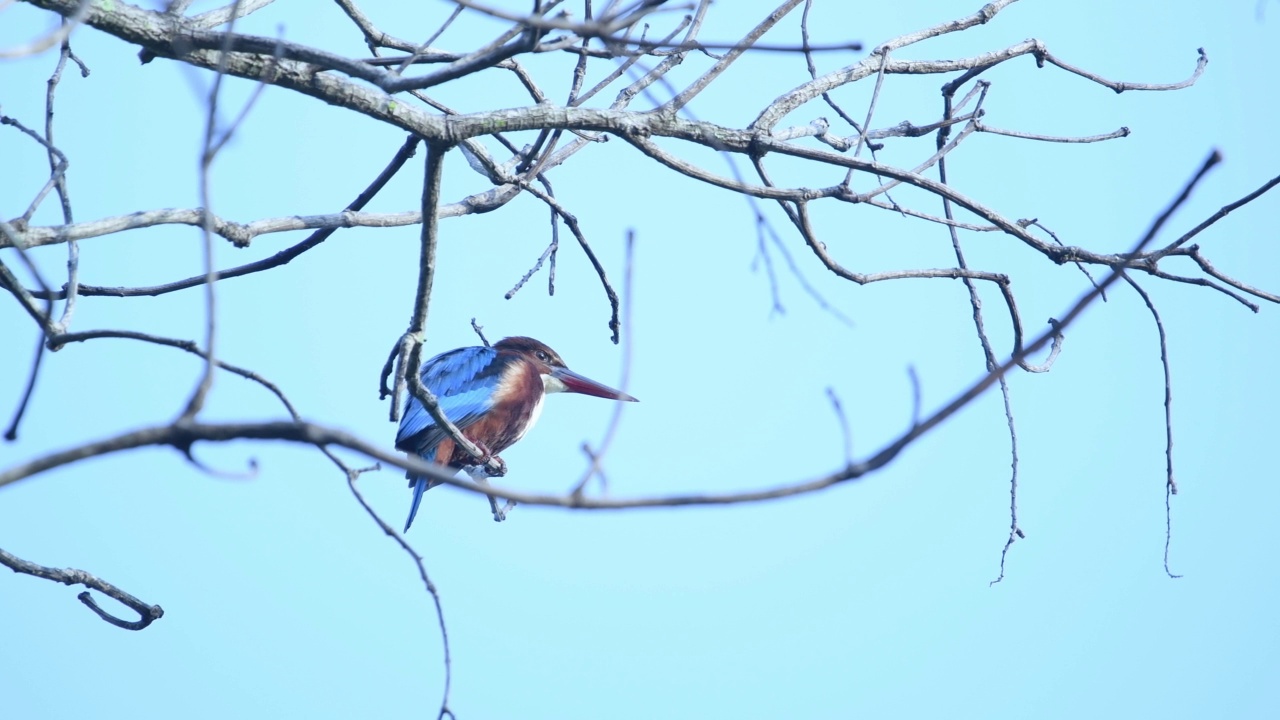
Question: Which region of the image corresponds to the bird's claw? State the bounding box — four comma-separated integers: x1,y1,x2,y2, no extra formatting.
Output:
469,441,494,465
491,499,517,522
487,456,507,478
469,442,507,477
466,467,515,522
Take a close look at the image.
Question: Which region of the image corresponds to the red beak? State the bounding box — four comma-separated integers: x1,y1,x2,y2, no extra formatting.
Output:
551,367,638,402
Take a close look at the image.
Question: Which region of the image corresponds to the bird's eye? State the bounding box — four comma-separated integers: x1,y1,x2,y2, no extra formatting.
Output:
535,350,550,362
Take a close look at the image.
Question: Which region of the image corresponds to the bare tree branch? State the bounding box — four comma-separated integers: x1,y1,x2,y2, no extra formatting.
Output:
1153,172,1280,260
0,546,164,630
0,152,1226,509
974,121,1130,144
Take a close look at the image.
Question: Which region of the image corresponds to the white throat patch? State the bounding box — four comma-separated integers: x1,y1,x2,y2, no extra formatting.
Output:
515,388,546,443
542,373,568,394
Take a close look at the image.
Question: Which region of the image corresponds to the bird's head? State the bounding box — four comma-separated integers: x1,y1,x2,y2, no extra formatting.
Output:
495,336,638,402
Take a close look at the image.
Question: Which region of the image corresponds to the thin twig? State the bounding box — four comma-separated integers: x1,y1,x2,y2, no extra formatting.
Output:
49,329,301,416
573,230,638,495
1021,218,1106,300
662,0,804,114
518,182,622,343
470,318,490,347
17,137,423,300
4,336,46,441
850,47,890,161
1184,246,1279,307
179,0,248,421
5,31,86,441
1121,276,1182,579
935,87,1027,585
343,475,453,717
1153,172,1280,259
975,121,1130,144
826,387,853,465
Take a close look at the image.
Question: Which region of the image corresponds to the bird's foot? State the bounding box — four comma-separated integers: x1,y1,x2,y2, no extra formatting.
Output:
487,455,507,477
469,440,495,465
469,442,507,477
464,468,515,522
491,499,517,523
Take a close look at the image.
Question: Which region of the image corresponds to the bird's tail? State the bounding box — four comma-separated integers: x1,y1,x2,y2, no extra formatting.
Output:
403,447,442,533
404,475,430,533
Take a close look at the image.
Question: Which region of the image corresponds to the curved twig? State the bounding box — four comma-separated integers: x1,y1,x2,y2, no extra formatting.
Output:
0,546,164,630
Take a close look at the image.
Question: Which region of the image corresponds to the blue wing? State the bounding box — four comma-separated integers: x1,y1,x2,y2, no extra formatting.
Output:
395,345,504,455
397,345,506,533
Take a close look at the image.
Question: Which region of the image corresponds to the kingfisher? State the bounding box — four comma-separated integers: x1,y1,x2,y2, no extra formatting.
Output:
396,336,637,531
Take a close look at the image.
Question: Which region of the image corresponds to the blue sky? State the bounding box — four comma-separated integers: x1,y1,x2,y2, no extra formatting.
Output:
2,1,1278,718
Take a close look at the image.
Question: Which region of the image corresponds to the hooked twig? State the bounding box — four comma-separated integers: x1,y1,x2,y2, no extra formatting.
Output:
0,546,163,631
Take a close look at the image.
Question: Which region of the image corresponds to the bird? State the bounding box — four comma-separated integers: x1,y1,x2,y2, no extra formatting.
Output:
395,336,637,532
